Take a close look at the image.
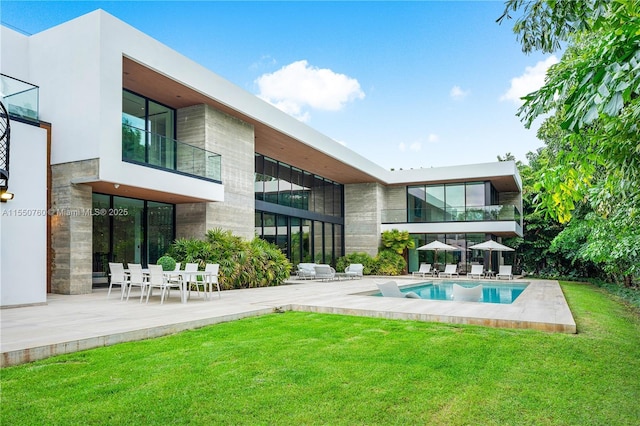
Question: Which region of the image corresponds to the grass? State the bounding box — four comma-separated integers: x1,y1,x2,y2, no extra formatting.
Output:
2,281,639,425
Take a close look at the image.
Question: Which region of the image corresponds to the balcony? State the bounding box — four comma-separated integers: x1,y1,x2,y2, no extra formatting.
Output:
1,74,39,123
122,123,221,182
382,205,522,224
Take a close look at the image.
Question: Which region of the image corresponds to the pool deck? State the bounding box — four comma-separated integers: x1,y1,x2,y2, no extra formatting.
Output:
1,277,576,367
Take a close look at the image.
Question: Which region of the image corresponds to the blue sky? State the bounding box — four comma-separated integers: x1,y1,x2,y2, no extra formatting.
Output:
2,1,558,170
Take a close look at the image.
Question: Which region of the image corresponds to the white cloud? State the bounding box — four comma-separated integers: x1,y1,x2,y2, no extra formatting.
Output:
501,55,559,105
427,133,439,143
255,60,365,122
450,85,470,100
399,141,423,153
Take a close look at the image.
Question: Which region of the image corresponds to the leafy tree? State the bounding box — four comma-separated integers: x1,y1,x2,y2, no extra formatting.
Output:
498,0,639,285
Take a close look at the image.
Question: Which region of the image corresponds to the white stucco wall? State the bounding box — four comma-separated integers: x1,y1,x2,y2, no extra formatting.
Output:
0,122,48,307
0,27,31,79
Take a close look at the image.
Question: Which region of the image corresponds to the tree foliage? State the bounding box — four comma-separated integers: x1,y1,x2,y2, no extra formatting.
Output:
499,0,639,284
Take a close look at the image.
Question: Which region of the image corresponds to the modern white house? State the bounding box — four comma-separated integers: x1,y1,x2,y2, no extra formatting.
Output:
0,10,522,307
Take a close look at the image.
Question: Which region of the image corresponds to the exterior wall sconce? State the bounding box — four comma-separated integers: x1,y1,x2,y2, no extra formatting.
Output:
0,190,14,202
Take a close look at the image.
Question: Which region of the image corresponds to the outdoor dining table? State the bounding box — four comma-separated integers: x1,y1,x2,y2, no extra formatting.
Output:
123,268,218,304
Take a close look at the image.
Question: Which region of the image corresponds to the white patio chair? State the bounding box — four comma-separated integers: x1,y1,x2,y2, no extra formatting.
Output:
452,283,483,302
496,265,513,280
468,264,484,279
194,263,221,299
439,264,459,278
314,265,336,281
412,263,434,278
145,264,181,304
344,263,364,279
125,263,146,302
107,262,127,299
296,263,316,280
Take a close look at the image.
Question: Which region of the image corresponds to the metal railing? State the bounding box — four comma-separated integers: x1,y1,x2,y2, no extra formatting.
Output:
122,123,221,182
0,74,39,123
382,205,522,224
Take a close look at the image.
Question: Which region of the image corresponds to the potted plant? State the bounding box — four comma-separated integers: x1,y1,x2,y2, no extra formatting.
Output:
156,255,177,271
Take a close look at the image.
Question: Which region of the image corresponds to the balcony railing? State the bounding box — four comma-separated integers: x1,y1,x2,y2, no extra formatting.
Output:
122,123,221,182
1,74,39,123
382,205,522,224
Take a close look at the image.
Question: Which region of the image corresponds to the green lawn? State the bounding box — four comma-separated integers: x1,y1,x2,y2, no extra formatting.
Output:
2,281,639,425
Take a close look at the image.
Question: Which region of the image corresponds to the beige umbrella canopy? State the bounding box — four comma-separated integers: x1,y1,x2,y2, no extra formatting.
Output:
468,240,514,272
417,240,460,267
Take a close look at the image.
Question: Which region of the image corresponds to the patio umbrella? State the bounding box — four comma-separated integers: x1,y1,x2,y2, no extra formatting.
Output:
468,240,514,272
416,240,460,268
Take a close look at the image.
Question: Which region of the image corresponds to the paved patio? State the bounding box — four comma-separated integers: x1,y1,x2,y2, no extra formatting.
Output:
0,277,576,367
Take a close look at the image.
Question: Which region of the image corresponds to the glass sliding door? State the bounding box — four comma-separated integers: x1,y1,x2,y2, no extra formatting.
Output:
113,197,145,266
147,201,175,264
92,194,111,277
92,194,175,280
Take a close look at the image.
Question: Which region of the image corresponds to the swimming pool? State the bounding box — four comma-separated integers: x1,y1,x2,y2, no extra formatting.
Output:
374,281,529,304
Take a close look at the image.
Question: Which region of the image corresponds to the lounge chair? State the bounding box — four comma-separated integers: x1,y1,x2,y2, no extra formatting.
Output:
496,265,513,280
468,264,484,279
439,264,459,278
452,283,483,302
314,265,336,281
377,281,421,299
412,263,434,278
344,263,364,279
296,263,317,280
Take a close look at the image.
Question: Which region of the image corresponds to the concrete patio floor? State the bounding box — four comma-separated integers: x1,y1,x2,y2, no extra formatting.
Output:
1,276,576,367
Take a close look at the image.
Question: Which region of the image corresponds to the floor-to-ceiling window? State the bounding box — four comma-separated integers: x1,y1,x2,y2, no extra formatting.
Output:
254,154,344,265
407,182,498,223
122,90,175,170
92,193,175,283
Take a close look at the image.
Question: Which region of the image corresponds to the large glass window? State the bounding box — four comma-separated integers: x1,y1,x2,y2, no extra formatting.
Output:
408,182,491,223
408,186,427,222
122,90,175,170
254,154,344,218
426,186,445,222
254,213,340,265
445,184,465,221
92,194,174,280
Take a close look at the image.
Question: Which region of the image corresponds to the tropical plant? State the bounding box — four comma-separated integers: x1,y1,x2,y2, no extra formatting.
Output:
169,228,291,289
371,250,406,276
498,0,640,286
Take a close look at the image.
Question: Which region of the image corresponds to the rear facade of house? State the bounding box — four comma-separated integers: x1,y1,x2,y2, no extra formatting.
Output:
0,10,522,307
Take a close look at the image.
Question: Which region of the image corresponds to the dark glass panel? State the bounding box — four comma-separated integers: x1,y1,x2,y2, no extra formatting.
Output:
445,184,465,221
92,194,111,275
290,167,305,209
301,219,311,262
408,186,426,222
146,201,174,265
303,172,314,212
254,155,265,201
278,163,292,206
112,197,145,266
263,158,279,204
426,185,445,222
313,175,325,214
323,179,334,216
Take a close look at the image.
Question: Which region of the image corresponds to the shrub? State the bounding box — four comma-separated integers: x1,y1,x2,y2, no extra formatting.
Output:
336,252,375,275
156,255,177,271
372,250,406,276
168,228,291,289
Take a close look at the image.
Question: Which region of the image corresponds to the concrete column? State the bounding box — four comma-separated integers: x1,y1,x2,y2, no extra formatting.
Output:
50,160,97,294
344,182,385,256
176,104,255,241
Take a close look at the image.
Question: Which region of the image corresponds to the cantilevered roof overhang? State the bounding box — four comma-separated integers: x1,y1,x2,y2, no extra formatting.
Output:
122,57,386,185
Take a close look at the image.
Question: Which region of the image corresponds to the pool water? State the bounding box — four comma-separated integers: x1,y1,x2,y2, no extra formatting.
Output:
375,281,529,304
